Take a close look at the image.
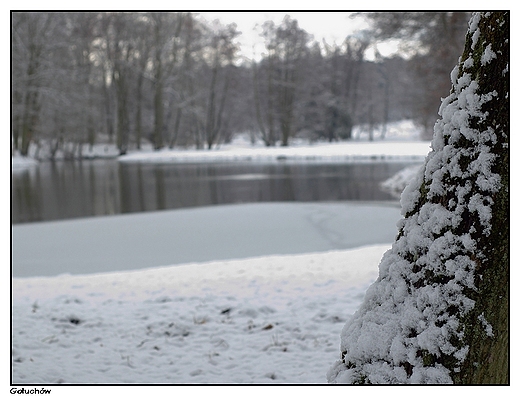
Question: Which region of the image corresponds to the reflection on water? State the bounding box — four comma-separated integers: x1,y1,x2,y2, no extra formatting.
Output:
12,160,417,224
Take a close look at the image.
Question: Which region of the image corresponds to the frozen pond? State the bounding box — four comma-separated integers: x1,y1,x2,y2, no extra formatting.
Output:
11,160,414,224
12,202,402,277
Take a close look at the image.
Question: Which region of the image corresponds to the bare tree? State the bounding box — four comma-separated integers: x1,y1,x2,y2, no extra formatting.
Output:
149,13,167,150
252,45,277,146
360,12,470,139
13,12,467,157
131,15,153,150
169,13,202,148
256,16,311,146
12,13,57,156
201,20,240,149
108,13,135,155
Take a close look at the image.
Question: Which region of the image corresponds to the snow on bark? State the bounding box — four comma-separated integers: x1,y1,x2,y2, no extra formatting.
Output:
328,12,507,384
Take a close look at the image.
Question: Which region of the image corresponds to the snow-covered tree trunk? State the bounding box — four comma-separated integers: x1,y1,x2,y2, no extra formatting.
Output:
328,12,509,384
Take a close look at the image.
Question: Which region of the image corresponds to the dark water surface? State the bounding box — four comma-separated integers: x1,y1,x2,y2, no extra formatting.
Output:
12,160,415,224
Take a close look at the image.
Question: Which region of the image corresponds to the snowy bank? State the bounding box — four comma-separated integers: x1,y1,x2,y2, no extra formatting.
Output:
12,245,388,384
11,119,430,166
118,140,431,164
11,156,39,172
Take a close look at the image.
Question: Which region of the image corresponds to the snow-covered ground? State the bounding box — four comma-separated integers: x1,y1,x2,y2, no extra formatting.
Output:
12,244,388,384
117,119,431,164
117,140,430,164
11,120,433,385
11,201,405,384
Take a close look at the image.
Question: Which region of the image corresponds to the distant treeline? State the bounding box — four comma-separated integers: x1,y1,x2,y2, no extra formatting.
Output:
12,12,470,158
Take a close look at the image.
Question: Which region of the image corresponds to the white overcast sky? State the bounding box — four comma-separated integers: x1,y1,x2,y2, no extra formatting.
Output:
196,12,382,62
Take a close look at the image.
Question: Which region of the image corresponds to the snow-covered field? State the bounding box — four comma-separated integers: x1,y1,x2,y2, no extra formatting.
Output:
12,244,388,384
11,121,434,386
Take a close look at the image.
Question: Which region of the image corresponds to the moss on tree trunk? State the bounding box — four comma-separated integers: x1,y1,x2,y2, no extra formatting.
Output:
406,11,509,384
450,13,509,383
328,12,509,384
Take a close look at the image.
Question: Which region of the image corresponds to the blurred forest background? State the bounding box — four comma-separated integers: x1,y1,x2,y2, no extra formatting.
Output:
12,12,471,159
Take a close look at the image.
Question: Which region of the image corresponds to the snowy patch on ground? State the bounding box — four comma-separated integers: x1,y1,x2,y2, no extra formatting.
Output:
12,245,387,384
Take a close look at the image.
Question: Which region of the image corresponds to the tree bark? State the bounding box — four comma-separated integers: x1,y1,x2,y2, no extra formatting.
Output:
152,14,165,151
450,11,509,384
328,12,509,384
